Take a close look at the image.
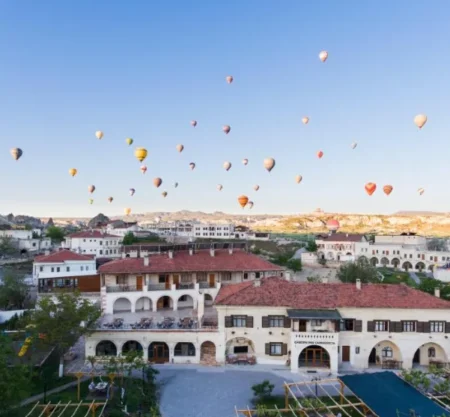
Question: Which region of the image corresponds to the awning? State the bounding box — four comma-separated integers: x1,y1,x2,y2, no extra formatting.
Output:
287,309,342,320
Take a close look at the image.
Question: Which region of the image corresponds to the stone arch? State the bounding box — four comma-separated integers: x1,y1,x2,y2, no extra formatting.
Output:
345,252,352,256
174,342,196,357
148,342,169,364
298,345,330,368
125,254,130,258
402,261,413,271
113,297,132,313
156,295,174,310
368,340,402,367
336,252,343,261
318,252,325,260
122,340,143,355
204,294,214,306
200,341,216,362
96,340,117,357
380,257,390,267
226,337,255,356
135,296,152,312
428,265,434,271
359,255,368,262
327,252,334,260
370,257,379,266
178,294,194,309
415,262,426,272
391,258,400,268
413,342,448,367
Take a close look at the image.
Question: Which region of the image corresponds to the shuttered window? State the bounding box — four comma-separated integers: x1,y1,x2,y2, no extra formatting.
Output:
374,321,389,332
269,316,284,327
265,343,288,356
430,321,444,332
232,316,247,327
402,321,415,332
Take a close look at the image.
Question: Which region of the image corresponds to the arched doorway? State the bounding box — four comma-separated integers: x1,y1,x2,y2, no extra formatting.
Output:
226,337,255,355
327,252,334,260
200,341,216,362
96,341,117,357
318,252,325,260
174,342,196,357
156,296,173,310
368,340,402,367
380,257,389,267
178,294,194,309
113,297,131,313
122,341,143,355
204,294,213,306
148,342,169,363
402,261,413,271
298,345,330,368
391,258,400,268
415,262,425,272
413,343,448,367
359,256,368,263
135,297,152,312
370,257,379,266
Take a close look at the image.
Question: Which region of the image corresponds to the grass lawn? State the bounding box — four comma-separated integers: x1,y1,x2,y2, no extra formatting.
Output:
416,272,429,279
377,267,417,287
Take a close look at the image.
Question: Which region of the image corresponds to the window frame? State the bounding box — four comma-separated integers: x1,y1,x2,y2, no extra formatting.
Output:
374,320,389,332
232,315,247,328
269,316,285,328
402,321,416,332
430,321,445,333
269,343,283,356
381,346,393,358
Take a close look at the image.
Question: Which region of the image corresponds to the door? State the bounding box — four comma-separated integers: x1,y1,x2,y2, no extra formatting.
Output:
165,275,170,290
413,349,420,364
342,346,350,362
151,343,169,364
136,276,143,291
298,320,307,332
173,274,180,289
209,274,215,288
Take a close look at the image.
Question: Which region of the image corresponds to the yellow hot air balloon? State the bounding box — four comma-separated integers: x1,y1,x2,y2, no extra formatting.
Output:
238,195,249,208
95,131,104,140
89,199,94,205
176,144,184,153
126,138,133,146
295,175,303,184
69,168,77,177
319,51,328,62
414,114,427,129
153,178,162,188
10,148,23,161
135,147,148,162
302,117,309,125
88,185,95,193
124,208,131,216
263,158,275,172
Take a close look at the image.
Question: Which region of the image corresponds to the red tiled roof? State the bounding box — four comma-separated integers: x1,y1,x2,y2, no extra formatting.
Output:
214,278,450,309
98,249,284,274
67,231,121,238
34,250,95,263
316,233,364,242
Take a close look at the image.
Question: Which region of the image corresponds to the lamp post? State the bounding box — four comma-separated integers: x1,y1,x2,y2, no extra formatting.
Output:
311,376,321,396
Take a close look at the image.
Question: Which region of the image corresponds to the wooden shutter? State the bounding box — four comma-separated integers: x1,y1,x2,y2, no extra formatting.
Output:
265,343,270,355
262,316,269,328
367,321,375,332
417,321,424,332
354,320,362,332
423,321,431,333
282,343,288,355
225,316,232,328
246,316,254,328
284,317,291,328
445,322,450,333
392,322,402,332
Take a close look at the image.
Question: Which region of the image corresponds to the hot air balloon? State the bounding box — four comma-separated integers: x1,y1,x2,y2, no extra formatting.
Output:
162,191,168,198
140,165,147,174
319,51,328,62
263,158,275,172
223,161,232,171
248,201,254,209
351,142,357,149
124,208,131,216
69,168,77,177
174,182,178,188
176,144,184,153
383,185,393,196
189,162,196,170
129,188,135,196
302,117,309,125
95,131,104,140
317,151,324,159
414,114,428,129
295,175,303,184
88,185,95,194
10,148,23,161
418,188,425,196
134,147,148,162
191,120,197,127
242,158,248,165
253,185,260,191
108,197,113,203
226,75,233,84
238,195,249,208
126,138,133,146
89,199,94,205
217,184,223,191
365,182,377,196
223,125,231,134
153,178,162,188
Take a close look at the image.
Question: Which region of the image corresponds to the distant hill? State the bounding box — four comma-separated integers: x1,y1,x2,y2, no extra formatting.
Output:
393,211,447,216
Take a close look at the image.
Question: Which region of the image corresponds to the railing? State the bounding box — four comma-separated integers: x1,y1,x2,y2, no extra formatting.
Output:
38,286,78,293
96,321,218,332
106,285,138,293
178,283,195,290
201,317,218,329
199,282,216,289
147,284,167,291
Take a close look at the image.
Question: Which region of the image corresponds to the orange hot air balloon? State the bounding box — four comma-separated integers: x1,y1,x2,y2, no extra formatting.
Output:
226,75,233,84
238,195,249,208
242,158,248,165
95,131,104,140
223,125,231,134
191,120,197,127
263,158,275,172
317,151,324,159
248,201,254,209
134,147,148,162
302,117,309,125
140,165,147,174
383,185,393,196
223,161,232,171
253,185,260,191
217,184,223,191
162,191,168,198
295,175,303,184
108,197,113,203
88,185,95,194
414,114,427,129
365,182,377,196
69,168,77,177
153,178,162,188
319,51,328,62
176,144,184,153
124,208,131,216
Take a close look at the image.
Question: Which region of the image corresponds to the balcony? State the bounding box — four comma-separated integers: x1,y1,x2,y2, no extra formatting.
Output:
38,286,78,294
106,285,138,293
147,284,167,291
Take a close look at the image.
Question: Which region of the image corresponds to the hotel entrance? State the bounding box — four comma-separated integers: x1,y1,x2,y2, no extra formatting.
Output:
298,345,330,368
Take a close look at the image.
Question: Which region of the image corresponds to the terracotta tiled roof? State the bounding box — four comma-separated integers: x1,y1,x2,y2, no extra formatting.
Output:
214,278,450,309
67,231,121,239
98,249,284,274
34,250,95,263
316,233,364,242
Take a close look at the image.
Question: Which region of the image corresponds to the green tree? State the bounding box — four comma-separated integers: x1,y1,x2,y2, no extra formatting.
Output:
123,232,137,245
251,380,275,402
427,238,447,252
306,240,318,252
337,257,379,283
286,258,302,272
0,236,18,256
30,292,101,377
24,224,32,231
0,269,30,310
45,226,65,242
0,334,30,416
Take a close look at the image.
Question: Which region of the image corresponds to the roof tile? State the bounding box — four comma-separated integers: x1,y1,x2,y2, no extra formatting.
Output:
67,231,121,238
34,250,95,263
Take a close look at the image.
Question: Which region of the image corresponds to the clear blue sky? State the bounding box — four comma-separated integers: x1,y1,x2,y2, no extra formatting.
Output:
1,0,450,218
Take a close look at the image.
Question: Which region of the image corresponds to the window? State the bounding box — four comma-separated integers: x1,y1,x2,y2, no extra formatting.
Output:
86,266,89,271
174,343,195,356
81,266,84,271
269,316,284,327
51,267,54,272
355,347,360,354
341,319,354,331
382,347,393,358
428,347,436,358
181,273,191,283
159,275,167,283
255,272,261,279
116,276,126,285
234,346,248,354
430,321,445,333
311,320,323,327
402,321,415,332
270,343,283,356
39,266,43,272
66,267,70,272
99,241,103,245
374,321,389,332
83,239,86,242
243,273,249,280
232,316,247,327
99,250,103,255
221,272,232,281
196,272,207,282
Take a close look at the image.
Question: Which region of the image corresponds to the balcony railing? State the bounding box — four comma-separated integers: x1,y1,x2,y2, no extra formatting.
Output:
199,282,215,289
106,285,138,293
38,286,78,294
178,283,195,290
147,284,167,291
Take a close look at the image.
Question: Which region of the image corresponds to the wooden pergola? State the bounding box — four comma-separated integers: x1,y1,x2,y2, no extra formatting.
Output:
235,378,378,417
24,400,108,417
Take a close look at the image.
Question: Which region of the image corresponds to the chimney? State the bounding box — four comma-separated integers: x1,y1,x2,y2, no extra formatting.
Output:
253,280,261,287
435,287,441,298
143,256,149,266
210,248,215,257
189,247,194,256
168,250,174,259
356,279,361,290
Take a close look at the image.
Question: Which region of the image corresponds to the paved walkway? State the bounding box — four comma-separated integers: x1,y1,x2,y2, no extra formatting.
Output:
409,271,420,285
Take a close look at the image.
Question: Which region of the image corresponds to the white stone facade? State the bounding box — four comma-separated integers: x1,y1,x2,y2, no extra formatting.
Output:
61,232,122,258
0,229,51,254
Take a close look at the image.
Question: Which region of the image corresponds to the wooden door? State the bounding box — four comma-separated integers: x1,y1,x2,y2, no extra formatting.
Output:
165,275,170,290
151,343,169,364
173,274,180,289
342,346,350,362
136,276,143,291
209,274,215,288
298,320,307,332
157,298,164,309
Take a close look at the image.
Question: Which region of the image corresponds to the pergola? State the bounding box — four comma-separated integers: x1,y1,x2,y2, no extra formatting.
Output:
235,378,377,417
24,400,108,417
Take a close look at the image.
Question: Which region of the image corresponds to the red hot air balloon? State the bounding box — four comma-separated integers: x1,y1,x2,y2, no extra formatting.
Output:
365,183,377,196
223,125,231,134
317,151,324,159
153,178,162,188
226,75,233,84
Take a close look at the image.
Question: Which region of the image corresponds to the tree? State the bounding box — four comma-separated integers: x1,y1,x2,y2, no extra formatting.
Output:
45,226,65,242
252,380,275,402
427,238,447,252
123,232,137,245
0,334,30,415
30,292,101,377
286,258,302,272
0,269,30,310
0,236,18,256
306,240,318,252
337,257,379,283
